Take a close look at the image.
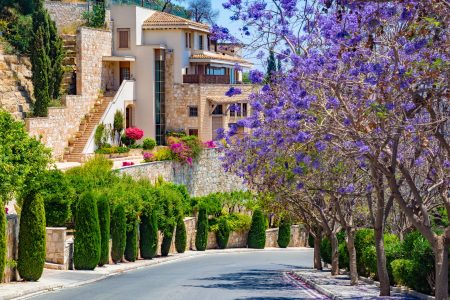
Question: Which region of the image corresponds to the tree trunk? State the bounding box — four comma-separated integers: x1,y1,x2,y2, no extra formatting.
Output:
330,232,339,275
314,230,323,270
374,227,391,296
434,237,449,300
346,228,358,285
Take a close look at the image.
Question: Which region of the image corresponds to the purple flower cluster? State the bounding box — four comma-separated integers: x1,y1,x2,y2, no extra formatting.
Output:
225,87,242,97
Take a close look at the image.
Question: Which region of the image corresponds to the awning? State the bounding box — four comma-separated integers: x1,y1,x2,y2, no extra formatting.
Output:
102,56,136,62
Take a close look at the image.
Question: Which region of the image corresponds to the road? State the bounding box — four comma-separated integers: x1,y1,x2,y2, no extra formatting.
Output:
31,249,328,300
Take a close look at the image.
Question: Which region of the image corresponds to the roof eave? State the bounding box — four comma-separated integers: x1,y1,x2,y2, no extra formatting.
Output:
190,58,253,68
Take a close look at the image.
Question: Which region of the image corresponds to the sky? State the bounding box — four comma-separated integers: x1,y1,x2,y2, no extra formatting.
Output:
214,3,265,70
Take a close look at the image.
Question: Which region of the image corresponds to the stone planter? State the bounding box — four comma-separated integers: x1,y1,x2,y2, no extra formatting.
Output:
128,148,143,156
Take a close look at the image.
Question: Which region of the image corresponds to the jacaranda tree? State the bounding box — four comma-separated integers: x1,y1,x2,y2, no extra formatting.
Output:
219,0,449,297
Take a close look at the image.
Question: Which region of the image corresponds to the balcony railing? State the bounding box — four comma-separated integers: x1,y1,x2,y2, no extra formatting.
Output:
183,74,231,84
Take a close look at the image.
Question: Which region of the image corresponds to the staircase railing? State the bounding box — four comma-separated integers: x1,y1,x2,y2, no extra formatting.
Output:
83,80,136,154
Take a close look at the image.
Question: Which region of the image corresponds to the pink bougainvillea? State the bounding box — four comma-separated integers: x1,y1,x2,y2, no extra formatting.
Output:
5,207,8,215
203,140,216,149
143,152,154,162
168,137,193,165
125,127,144,141
122,161,135,167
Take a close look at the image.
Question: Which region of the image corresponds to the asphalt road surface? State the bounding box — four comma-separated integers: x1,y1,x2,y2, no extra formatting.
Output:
31,249,328,300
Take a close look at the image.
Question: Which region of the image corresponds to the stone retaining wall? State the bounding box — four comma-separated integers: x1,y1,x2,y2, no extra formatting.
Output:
120,149,246,197
44,1,89,32
2,215,19,283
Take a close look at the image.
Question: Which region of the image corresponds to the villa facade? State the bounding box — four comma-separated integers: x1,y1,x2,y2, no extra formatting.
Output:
97,5,254,147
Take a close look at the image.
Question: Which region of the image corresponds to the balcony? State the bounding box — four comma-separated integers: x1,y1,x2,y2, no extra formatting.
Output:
183,74,230,84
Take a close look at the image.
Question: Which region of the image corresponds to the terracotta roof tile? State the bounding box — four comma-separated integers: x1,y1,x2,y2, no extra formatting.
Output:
143,11,209,31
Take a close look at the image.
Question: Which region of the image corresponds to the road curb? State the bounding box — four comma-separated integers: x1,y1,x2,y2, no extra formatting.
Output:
289,272,342,300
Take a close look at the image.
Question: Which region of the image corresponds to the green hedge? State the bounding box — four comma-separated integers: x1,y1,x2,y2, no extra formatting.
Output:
124,218,138,262
247,209,266,249
140,210,158,259
74,192,101,270
195,208,208,251
175,216,187,253
111,205,126,263
97,194,110,266
390,231,435,294
0,206,6,282
17,191,46,281
277,217,291,248
216,217,230,249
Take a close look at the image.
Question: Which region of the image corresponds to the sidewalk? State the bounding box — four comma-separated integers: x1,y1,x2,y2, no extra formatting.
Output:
291,269,427,300
0,248,307,300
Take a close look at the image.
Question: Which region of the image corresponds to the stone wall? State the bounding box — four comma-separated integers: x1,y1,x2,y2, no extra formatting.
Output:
76,27,112,96
120,149,246,197
26,95,97,160
44,1,89,32
0,50,33,120
45,227,73,270
2,215,19,283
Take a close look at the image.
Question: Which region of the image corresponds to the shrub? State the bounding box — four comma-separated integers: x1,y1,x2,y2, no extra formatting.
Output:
74,192,100,270
82,3,105,28
17,191,46,281
40,169,74,227
175,216,187,253
111,205,127,263
113,110,124,137
320,237,332,265
161,224,174,257
0,205,6,282
143,138,157,150
247,209,266,249
216,217,230,249
95,124,105,149
125,127,144,141
277,216,291,248
154,147,173,161
143,152,154,162
391,259,415,288
97,194,110,266
140,210,158,259
355,228,375,276
124,218,138,262
181,135,202,159
195,208,208,251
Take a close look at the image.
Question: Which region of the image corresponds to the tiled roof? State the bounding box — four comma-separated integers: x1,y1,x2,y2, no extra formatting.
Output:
190,52,252,65
143,11,210,31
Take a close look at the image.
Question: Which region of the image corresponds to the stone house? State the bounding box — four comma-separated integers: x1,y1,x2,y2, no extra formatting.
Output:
83,5,254,151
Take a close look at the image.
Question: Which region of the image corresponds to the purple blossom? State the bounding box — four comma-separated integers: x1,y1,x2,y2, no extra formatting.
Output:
295,132,310,143
249,70,264,84
225,87,242,97
326,97,340,109
315,141,327,152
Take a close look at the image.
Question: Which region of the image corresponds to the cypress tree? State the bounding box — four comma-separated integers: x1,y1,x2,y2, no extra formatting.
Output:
111,205,126,263
18,191,46,281
216,217,230,249
124,218,138,262
195,208,208,251
266,49,277,82
74,192,101,270
140,210,158,259
175,216,187,253
48,18,64,100
161,224,174,257
97,195,110,266
277,216,291,248
0,205,6,282
248,209,266,249
31,26,51,117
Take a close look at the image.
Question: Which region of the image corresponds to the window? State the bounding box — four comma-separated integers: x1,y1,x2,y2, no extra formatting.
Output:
185,32,191,48
212,105,223,115
207,36,210,51
188,129,199,136
206,66,225,76
242,103,248,117
188,106,198,117
230,103,242,117
199,35,204,50
118,29,130,49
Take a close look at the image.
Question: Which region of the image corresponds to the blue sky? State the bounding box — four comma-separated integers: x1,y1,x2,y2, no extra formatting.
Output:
215,4,265,70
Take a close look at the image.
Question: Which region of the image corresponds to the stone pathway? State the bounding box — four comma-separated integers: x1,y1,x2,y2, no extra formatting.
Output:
291,269,420,300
